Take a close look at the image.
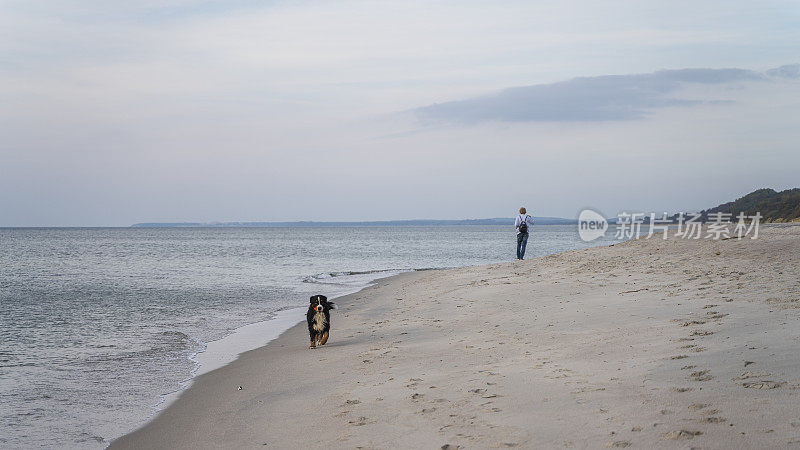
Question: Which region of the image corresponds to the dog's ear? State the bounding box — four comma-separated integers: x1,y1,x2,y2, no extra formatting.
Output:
309,296,316,303
319,295,328,302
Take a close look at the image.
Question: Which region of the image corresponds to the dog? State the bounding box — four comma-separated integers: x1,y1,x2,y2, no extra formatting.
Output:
307,295,336,349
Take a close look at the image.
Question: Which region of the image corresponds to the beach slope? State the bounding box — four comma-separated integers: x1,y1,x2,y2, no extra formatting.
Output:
111,225,800,449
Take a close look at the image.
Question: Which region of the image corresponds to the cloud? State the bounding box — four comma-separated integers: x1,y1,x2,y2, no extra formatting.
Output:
413,67,779,123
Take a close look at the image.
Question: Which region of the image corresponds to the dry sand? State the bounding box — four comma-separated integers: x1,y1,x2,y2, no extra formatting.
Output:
111,225,800,449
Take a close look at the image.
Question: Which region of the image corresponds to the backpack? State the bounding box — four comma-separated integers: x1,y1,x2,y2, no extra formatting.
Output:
518,216,528,233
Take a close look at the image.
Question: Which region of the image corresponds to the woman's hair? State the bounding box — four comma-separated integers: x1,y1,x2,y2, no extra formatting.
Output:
519,207,526,214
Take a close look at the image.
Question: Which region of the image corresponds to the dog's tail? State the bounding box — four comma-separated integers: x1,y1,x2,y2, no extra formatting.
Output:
330,302,338,310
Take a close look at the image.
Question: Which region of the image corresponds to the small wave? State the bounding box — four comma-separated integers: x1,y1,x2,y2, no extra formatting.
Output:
160,330,191,340
302,268,412,284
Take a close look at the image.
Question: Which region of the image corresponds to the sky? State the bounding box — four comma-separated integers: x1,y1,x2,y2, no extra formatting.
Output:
1,0,799,226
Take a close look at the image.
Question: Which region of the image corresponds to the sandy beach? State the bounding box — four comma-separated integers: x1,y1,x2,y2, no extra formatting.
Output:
111,225,800,449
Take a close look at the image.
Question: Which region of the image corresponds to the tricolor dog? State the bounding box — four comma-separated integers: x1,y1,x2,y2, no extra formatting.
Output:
307,295,336,349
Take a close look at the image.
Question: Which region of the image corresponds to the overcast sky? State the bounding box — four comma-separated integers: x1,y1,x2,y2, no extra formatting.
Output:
1,0,799,226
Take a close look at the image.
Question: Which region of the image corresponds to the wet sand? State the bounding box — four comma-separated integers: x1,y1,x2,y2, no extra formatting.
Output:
111,225,800,449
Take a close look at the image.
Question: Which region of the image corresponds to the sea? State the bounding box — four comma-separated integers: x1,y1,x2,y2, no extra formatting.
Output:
0,225,619,448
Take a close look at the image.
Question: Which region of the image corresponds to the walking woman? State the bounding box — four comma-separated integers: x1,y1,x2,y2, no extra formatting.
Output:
515,207,535,260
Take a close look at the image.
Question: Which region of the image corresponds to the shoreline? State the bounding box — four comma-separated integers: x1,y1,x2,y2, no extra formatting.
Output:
109,269,415,447
152,307,306,415
112,225,800,448
110,270,424,448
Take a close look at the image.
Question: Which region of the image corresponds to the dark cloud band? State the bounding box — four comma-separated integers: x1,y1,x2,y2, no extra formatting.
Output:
414,65,795,124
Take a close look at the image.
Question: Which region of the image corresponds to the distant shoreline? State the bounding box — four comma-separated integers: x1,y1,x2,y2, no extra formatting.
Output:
129,217,577,227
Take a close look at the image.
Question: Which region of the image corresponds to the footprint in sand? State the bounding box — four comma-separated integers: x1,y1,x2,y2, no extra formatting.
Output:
688,403,709,411
742,381,786,389
348,416,373,426
699,417,727,424
671,355,689,360
689,370,713,382
406,378,423,388
604,441,631,448
662,430,702,440
732,371,771,380
673,387,693,393
690,329,714,336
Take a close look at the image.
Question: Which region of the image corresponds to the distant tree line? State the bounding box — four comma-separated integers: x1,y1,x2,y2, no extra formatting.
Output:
613,188,800,224
703,188,800,222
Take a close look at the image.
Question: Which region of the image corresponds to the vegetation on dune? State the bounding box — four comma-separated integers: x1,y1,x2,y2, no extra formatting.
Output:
703,188,800,222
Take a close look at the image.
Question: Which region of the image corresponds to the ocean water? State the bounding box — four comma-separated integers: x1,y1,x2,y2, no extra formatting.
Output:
0,225,618,448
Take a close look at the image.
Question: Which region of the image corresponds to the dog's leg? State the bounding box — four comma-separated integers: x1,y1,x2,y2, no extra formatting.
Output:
319,330,329,345
309,334,317,349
